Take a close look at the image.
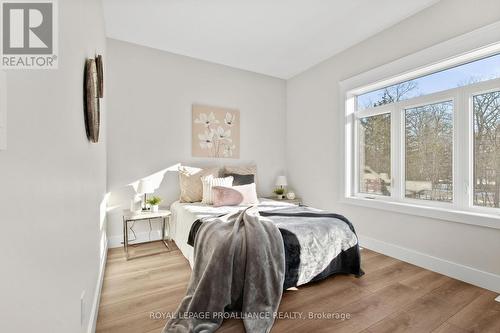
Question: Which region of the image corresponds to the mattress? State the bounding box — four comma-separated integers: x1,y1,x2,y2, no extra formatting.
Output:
170,198,296,267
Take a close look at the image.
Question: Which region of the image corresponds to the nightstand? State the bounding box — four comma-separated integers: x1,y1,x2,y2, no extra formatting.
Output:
122,209,171,260
264,197,303,205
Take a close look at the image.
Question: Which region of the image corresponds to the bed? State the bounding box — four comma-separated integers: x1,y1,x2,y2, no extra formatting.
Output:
165,197,362,332
169,198,362,288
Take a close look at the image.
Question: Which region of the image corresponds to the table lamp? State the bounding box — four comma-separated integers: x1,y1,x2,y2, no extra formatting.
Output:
137,179,154,211
275,176,288,189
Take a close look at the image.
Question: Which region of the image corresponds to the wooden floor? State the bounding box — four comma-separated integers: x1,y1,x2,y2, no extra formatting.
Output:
96,241,500,333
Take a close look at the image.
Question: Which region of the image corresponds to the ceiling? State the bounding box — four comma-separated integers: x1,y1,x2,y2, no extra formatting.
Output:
103,0,439,79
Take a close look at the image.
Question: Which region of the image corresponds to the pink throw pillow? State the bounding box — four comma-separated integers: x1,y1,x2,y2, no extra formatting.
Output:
212,186,244,207
212,183,259,207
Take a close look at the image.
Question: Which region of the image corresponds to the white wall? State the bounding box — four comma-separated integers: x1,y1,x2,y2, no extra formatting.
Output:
286,0,500,290
106,39,286,245
0,0,107,332
3,1,499,330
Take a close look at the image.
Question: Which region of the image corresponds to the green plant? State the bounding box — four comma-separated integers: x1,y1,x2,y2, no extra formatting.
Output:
146,196,162,206
273,188,285,195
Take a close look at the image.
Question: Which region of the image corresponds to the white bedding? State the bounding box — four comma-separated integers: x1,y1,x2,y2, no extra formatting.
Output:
170,198,296,267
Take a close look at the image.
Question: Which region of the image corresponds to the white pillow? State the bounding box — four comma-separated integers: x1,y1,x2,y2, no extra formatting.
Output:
232,183,259,205
201,175,234,204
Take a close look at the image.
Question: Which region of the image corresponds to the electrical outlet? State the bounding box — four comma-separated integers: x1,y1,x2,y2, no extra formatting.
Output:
80,290,86,327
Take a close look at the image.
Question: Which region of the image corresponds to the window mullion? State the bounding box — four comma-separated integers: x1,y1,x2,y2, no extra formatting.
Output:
353,115,359,196
453,90,466,210
391,103,402,201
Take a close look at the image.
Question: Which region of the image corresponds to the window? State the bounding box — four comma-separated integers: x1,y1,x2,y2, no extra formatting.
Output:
359,113,391,196
357,53,500,110
473,90,500,208
405,101,453,202
346,47,500,219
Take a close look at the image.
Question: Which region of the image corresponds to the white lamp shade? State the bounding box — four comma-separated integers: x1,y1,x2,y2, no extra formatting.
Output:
275,176,288,187
137,179,154,194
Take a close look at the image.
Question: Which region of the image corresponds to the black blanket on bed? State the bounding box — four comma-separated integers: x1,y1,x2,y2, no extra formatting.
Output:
188,206,363,289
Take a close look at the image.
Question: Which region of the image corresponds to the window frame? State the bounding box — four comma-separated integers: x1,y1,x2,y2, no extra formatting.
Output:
354,89,462,208
463,79,500,214
352,77,500,218
398,91,459,209
355,103,393,199
340,23,500,230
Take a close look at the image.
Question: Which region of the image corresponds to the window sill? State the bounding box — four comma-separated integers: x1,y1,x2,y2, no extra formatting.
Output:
341,196,500,230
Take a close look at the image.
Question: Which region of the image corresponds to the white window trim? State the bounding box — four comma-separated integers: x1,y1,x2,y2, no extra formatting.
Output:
340,21,500,230
0,71,6,150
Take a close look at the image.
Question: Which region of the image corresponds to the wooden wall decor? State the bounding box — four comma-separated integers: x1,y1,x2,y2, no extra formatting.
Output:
95,54,104,98
84,54,104,143
84,58,100,143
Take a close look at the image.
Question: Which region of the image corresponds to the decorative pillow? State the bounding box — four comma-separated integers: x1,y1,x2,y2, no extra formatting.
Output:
179,166,219,203
212,183,259,207
223,164,257,176
212,186,244,207
223,173,255,186
201,175,234,204
233,183,259,205
224,164,257,189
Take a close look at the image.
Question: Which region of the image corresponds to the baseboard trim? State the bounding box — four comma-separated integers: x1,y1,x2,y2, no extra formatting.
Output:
88,233,108,333
358,235,500,293
108,230,163,248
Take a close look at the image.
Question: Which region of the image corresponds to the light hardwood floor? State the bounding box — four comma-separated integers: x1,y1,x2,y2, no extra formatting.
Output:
96,241,500,333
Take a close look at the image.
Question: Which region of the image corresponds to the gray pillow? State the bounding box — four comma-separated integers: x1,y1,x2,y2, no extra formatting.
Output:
223,173,255,186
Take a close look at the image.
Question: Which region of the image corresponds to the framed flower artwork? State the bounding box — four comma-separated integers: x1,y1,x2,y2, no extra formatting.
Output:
192,104,240,158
